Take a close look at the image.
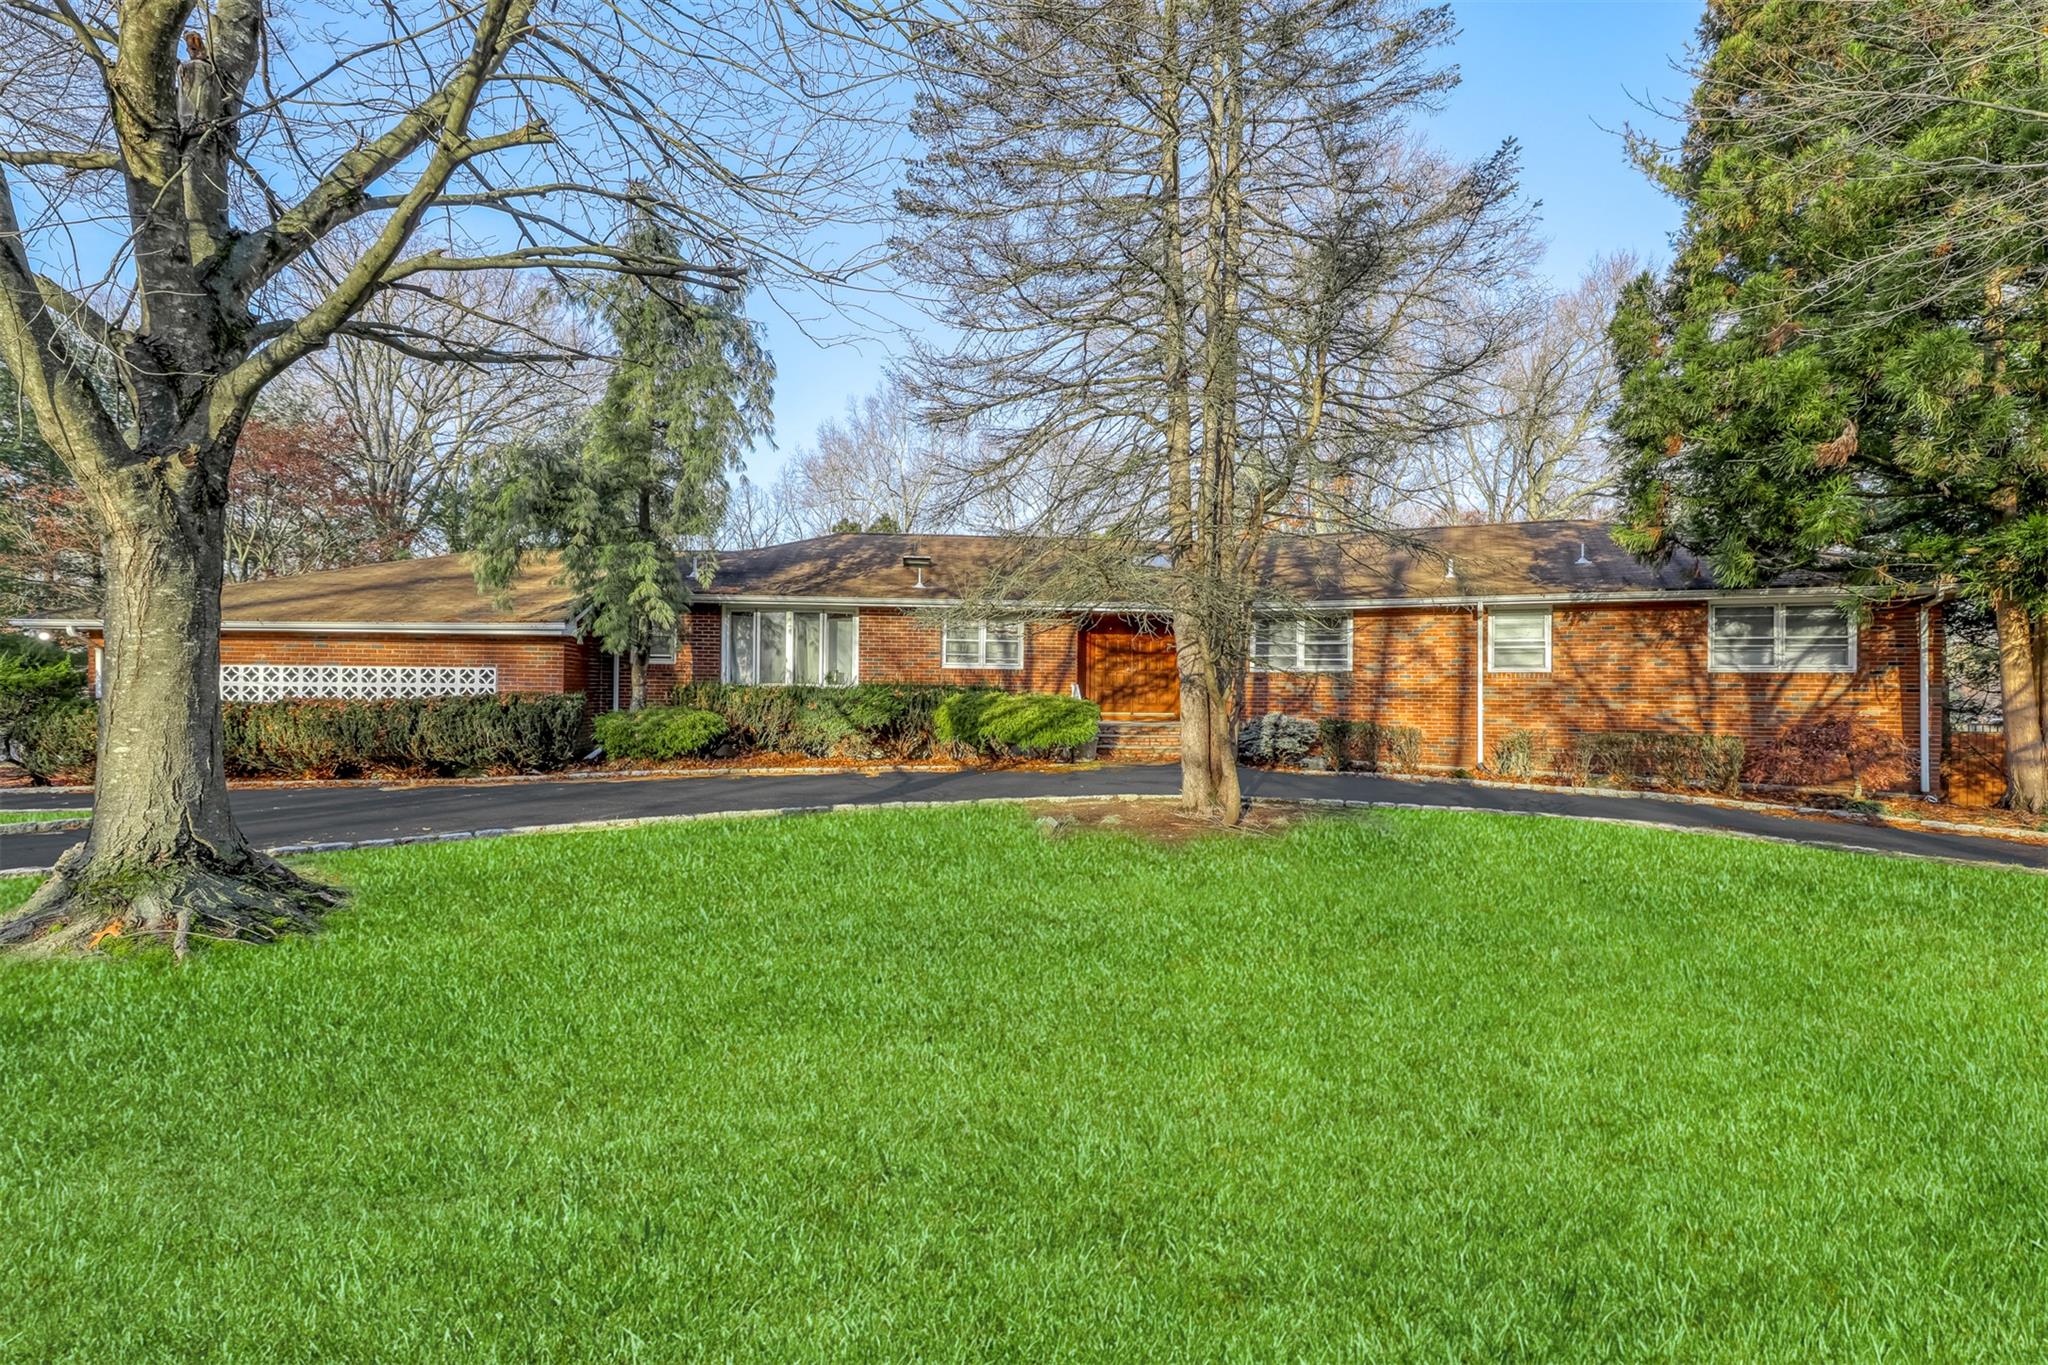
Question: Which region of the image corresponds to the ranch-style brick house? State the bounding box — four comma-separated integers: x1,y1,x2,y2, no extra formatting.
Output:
23,519,1947,792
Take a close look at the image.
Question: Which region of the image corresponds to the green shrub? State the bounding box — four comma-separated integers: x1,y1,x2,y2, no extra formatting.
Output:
10,700,95,782
1565,730,1745,796
671,682,958,758
1489,728,1535,780
225,694,585,777
595,706,728,761
976,694,1099,755
0,650,93,782
1239,713,1318,765
936,691,1099,757
1317,718,1424,772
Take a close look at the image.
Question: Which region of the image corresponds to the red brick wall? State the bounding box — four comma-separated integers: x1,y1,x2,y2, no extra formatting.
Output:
1244,601,1941,789
855,608,1079,692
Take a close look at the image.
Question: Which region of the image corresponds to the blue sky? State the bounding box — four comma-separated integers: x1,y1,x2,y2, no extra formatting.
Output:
748,0,1703,481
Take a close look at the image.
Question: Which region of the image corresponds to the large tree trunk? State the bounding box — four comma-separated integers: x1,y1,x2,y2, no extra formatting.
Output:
1994,593,2048,815
629,648,648,711
0,496,335,953
1172,615,1243,822
1175,612,1215,814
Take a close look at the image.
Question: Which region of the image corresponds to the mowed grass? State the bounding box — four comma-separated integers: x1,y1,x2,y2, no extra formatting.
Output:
0,808,87,825
3,806,2048,1361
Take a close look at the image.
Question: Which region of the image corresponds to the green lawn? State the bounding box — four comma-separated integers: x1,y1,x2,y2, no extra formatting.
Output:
0,808,87,825
3,806,2046,1360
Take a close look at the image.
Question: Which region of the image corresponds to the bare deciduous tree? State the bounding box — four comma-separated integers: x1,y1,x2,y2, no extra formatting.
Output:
778,377,973,534
276,250,601,551
0,0,897,950
902,0,1529,819
1401,254,1634,525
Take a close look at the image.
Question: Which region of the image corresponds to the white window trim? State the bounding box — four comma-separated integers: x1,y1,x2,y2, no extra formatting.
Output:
1487,607,1553,673
941,620,1025,671
722,607,860,685
1707,601,1857,674
647,628,677,665
1249,616,1353,674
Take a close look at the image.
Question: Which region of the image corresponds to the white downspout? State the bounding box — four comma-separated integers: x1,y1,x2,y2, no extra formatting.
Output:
610,652,620,712
1475,605,1487,770
1918,605,1932,796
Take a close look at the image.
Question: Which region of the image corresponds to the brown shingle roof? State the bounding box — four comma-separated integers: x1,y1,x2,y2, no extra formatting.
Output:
693,522,1722,603
12,523,1796,632
217,553,575,627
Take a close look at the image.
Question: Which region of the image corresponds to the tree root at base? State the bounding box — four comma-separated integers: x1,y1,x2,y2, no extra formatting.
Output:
0,848,343,956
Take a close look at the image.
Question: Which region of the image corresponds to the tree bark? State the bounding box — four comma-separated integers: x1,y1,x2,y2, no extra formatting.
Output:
0,493,335,952
1205,670,1243,824
629,647,648,711
1994,593,2047,814
1175,613,1216,814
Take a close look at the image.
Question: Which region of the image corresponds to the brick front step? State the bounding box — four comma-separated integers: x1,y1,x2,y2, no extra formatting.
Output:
1096,719,1182,763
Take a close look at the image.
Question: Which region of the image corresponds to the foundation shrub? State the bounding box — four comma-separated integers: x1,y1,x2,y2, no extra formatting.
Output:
0,650,93,782
222,694,586,777
1564,730,1745,796
670,683,959,758
1490,728,1536,780
936,692,1099,758
1742,720,1909,792
1239,713,1319,765
594,707,729,761
1318,718,1425,773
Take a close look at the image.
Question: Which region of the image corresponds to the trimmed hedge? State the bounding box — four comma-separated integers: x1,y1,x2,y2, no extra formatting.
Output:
594,707,729,761
1565,730,1744,795
935,692,1100,758
1317,718,1424,773
224,694,587,777
669,682,964,759
0,650,93,782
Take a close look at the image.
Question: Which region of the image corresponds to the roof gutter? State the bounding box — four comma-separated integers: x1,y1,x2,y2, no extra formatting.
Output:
9,617,579,637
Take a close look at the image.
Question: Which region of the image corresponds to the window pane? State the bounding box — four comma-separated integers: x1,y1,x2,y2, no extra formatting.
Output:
1301,620,1348,671
1782,605,1851,670
730,612,755,683
942,624,980,666
985,623,1022,667
757,610,788,684
1492,612,1546,644
793,612,821,685
1711,606,1777,669
827,615,857,685
1252,619,1298,670
1490,610,1548,671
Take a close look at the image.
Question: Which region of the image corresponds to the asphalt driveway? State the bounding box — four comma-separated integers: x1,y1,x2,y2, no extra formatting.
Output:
4,765,2045,875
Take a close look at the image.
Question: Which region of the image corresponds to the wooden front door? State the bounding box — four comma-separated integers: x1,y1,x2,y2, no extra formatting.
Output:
1083,616,1180,718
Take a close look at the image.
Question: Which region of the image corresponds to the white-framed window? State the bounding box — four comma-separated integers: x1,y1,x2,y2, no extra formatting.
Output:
1708,601,1855,673
1250,616,1351,672
647,629,677,665
1488,608,1552,673
942,620,1024,670
725,609,858,685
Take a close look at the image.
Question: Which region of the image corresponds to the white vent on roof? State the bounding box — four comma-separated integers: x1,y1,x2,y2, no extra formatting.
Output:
1443,557,1455,580
1575,540,1591,566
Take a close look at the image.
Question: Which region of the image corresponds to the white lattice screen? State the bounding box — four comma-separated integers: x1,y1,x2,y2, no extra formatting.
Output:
220,663,498,702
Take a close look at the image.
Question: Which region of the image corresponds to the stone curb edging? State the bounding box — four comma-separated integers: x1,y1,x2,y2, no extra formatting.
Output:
0,818,90,836
4,791,2038,880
